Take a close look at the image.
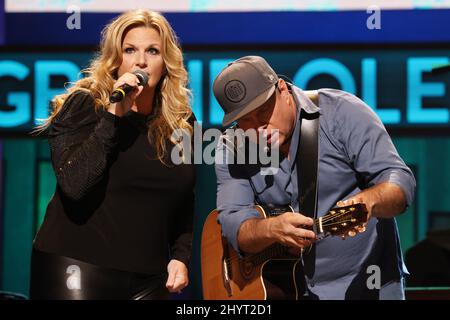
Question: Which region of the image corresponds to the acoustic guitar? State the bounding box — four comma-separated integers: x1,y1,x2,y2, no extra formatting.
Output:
201,203,368,300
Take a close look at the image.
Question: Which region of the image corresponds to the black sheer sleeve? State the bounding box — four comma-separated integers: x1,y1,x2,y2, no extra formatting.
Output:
48,91,120,201
170,190,195,266
169,113,197,266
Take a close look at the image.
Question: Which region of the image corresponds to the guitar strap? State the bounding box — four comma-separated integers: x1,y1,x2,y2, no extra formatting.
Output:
296,94,320,281
297,112,319,220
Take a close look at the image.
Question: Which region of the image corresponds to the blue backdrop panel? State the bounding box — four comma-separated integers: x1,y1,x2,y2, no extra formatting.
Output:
5,9,450,46
0,0,5,45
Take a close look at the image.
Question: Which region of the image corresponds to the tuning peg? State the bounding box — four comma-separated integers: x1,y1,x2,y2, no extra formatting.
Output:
356,225,366,233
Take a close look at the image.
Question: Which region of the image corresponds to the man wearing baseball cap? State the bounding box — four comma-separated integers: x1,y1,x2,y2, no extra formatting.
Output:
213,56,415,299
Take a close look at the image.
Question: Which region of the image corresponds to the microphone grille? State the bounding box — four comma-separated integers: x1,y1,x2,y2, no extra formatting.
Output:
133,70,149,85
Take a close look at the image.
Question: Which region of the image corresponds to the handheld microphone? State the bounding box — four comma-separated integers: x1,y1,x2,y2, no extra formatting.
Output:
109,70,149,103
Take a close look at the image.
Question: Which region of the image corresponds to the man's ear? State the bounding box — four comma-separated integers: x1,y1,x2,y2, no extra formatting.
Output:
277,79,289,94
277,79,291,104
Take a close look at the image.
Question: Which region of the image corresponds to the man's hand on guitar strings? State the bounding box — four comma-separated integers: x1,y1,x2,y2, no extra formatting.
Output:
269,212,316,250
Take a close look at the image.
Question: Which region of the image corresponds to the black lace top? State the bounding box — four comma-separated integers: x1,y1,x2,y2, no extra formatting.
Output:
33,91,195,275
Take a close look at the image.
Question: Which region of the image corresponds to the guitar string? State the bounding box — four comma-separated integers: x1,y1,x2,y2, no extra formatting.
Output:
318,210,365,224
320,219,358,227
223,217,363,265
223,220,360,265
320,211,349,222
319,207,364,223
221,208,365,265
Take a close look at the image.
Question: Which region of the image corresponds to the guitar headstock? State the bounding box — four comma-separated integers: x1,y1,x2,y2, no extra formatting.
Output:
319,203,368,237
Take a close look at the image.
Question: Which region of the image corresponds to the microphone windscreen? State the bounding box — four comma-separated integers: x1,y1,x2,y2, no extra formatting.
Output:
133,70,149,86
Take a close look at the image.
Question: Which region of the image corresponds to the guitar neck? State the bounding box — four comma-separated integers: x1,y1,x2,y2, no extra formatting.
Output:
245,203,367,266
245,218,321,265
247,225,322,265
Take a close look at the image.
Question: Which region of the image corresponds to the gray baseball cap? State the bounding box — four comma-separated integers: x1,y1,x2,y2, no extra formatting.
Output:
213,56,278,127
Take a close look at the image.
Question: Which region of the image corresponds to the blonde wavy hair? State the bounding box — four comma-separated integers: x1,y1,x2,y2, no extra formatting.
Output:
39,10,193,163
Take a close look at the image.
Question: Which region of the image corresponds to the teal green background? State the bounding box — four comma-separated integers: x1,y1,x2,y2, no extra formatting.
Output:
2,136,450,298
1,48,450,298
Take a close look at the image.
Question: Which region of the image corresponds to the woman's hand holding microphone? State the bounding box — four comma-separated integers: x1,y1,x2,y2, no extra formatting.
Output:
108,70,149,117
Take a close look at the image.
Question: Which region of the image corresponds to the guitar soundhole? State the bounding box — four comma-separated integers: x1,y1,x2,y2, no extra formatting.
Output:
240,260,255,279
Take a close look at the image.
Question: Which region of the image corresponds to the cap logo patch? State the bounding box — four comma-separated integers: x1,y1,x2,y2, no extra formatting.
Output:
224,80,246,103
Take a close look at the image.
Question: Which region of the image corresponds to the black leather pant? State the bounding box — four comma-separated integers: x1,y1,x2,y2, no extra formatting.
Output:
30,248,169,300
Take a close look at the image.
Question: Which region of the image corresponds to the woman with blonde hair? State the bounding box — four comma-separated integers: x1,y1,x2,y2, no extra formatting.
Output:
30,9,195,300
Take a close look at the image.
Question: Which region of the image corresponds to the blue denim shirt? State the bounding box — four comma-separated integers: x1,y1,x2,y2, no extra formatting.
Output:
215,86,416,299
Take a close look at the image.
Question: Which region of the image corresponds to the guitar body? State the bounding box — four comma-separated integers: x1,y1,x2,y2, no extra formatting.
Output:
201,203,367,300
201,208,304,300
